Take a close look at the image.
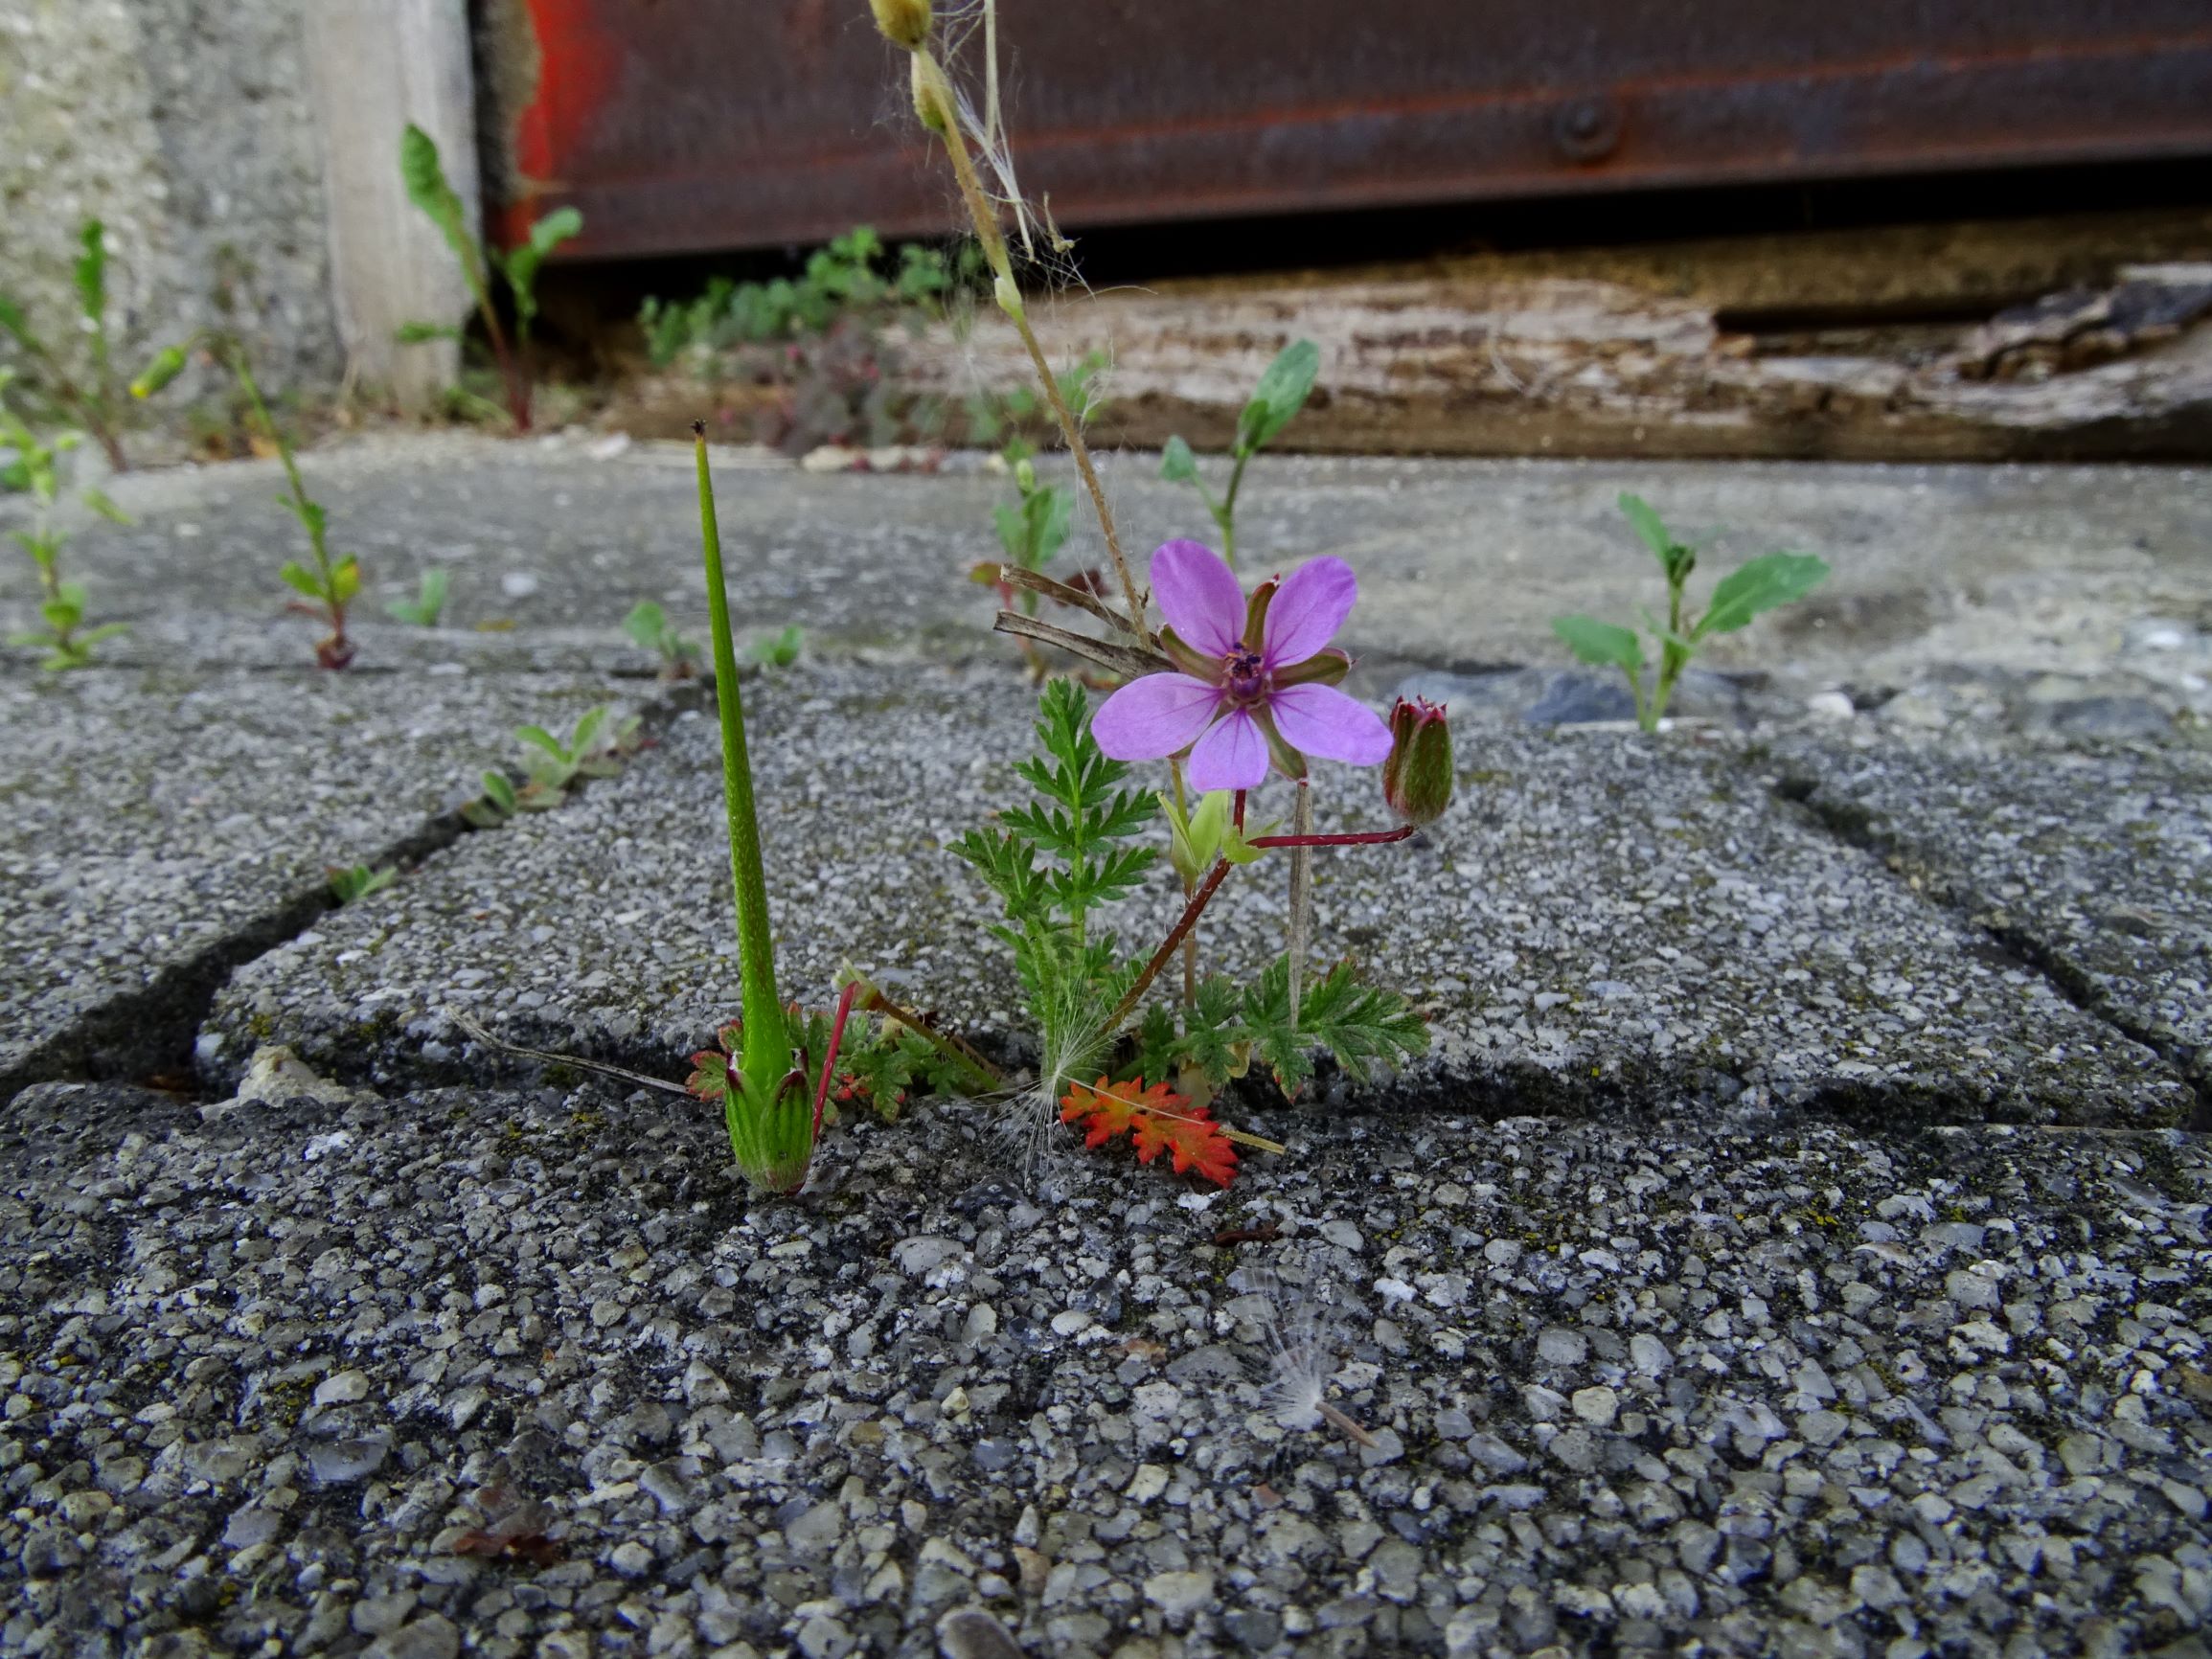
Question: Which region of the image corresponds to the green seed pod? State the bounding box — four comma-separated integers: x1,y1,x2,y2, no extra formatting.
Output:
129,345,190,399
869,0,931,50
910,53,952,133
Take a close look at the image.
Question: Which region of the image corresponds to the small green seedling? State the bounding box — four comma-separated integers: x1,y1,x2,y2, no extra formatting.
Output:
1159,339,1318,570
1554,493,1830,732
2,376,130,670
994,452,1073,575
328,864,398,903
399,125,582,433
966,350,1109,450
462,769,520,830
513,704,641,807
747,624,804,670
386,569,449,627
133,332,361,669
623,600,700,679
0,220,130,471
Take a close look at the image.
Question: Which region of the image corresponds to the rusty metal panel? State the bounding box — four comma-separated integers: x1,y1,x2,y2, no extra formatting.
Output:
497,2,2212,258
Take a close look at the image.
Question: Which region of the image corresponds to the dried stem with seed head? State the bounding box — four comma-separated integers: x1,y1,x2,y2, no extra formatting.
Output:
886,19,1149,643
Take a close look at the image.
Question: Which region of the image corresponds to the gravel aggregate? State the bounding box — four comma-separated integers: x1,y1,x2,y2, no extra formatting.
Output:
1,1079,2204,1657
203,660,2190,1126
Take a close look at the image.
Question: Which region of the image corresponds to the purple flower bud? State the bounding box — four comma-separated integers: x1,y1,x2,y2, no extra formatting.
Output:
1380,697,1452,826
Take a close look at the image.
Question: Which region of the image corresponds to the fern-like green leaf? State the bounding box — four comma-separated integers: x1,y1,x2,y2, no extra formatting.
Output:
1294,961,1429,1083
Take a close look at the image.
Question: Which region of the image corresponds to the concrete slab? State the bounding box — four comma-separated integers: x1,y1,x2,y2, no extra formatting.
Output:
4,1077,2205,1657
1776,729,2212,1095
22,436,2212,724
204,661,2192,1127
0,664,658,1098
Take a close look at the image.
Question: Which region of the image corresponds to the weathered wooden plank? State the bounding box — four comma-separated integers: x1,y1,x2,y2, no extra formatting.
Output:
304,0,478,409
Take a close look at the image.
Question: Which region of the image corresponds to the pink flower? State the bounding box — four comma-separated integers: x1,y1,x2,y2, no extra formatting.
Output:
1091,540,1393,791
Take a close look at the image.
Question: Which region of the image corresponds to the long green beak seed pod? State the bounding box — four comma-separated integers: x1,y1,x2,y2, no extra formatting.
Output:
694,423,810,1192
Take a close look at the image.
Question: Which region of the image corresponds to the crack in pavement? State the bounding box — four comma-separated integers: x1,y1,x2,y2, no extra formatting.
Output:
1771,769,2210,1133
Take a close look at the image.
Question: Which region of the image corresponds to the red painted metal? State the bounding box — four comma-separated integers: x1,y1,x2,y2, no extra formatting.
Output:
497,1,2212,258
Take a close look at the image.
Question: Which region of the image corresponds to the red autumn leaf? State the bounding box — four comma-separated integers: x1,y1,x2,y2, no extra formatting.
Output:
1060,1077,1240,1188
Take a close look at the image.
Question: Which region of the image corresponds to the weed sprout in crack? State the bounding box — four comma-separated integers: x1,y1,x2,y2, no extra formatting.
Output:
876,0,1443,1189
1554,492,1829,731
133,333,361,669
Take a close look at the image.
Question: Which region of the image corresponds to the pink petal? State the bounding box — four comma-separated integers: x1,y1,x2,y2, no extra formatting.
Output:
1185,708,1269,791
1262,556,1357,668
1267,682,1394,767
1151,539,1245,658
1090,673,1221,761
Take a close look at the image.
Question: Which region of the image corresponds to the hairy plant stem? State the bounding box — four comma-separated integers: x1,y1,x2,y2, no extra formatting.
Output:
18,339,125,471
1219,449,1251,568
1287,781,1312,1027
1112,854,1233,1033
918,53,1147,641
1107,788,1246,1029
1248,826,1417,850
1169,758,1197,1009
1644,569,1689,730
228,344,351,666
695,426,800,1186
810,982,863,1140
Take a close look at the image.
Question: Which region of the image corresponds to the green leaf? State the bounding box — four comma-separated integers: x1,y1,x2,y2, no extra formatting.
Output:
80,488,131,526
1292,961,1428,1084
386,568,447,625
992,501,1027,564
623,600,669,650
74,220,107,328
1552,614,1644,672
328,556,361,605
1031,486,1073,570
568,704,609,758
1234,338,1319,455
1617,492,1674,562
1694,552,1830,639
482,771,517,812
279,560,327,602
329,864,398,903
280,492,328,541
1239,959,1313,1093
399,125,486,301
1175,976,1250,1088
394,321,462,345
514,723,569,761
1159,434,1198,485
746,624,803,668
74,623,128,647
0,293,34,350
949,827,1048,922
503,205,583,327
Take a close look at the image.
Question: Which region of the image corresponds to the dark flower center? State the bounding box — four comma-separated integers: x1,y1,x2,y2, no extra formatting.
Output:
1221,647,1268,706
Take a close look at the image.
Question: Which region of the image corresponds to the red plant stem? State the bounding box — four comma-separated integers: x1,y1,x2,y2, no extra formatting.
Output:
1248,827,1417,850
810,980,864,1141
1111,854,1235,1029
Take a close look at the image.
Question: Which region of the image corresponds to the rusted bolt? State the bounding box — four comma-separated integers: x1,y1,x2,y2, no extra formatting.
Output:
1553,97,1623,164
